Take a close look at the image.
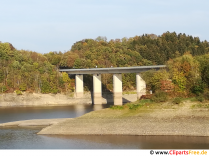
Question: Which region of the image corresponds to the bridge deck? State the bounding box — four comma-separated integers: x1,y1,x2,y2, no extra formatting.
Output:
59,65,166,74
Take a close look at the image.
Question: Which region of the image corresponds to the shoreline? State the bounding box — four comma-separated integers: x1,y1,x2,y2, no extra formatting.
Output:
0,92,92,107
1,116,209,137
1,100,209,137
0,92,137,107
1,113,209,137
37,100,209,136
0,118,69,128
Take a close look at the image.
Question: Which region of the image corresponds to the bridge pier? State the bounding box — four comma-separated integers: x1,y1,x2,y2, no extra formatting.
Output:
93,74,102,104
113,74,123,105
136,73,146,100
75,75,83,97
61,65,165,105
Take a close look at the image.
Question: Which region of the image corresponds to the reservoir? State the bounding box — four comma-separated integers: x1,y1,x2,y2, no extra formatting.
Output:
0,105,209,149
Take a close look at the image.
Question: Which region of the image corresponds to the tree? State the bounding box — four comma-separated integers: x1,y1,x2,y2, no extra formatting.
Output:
167,53,200,93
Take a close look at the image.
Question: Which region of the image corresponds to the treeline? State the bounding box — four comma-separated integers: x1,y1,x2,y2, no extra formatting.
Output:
141,53,209,100
0,43,74,94
46,31,208,69
0,32,209,94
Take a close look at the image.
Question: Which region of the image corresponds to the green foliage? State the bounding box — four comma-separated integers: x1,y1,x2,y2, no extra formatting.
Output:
7,79,13,88
191,79,205,95
141,69,170,92
1,32,209,96
15,90,22,95
0,42,75,94
110,105,124,110
196,54,209,87
128,104,141,110
173,97,182,104
150,69,170,92
51,88,59,94
122,73,136,90
0,84,7,93
151,91,168,102
139,99,152,104
140,69,155,91
62,72,70,83
41,80,51,94
167,53,201,92
19,83,27,91
203,90,209,100
196,95,204,102
0,70,4,83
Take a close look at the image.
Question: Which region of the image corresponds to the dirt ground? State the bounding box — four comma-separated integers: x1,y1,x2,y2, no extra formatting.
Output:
38,100,209,136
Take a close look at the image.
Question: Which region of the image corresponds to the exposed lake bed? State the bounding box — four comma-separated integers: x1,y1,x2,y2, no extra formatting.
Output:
1,99,209,149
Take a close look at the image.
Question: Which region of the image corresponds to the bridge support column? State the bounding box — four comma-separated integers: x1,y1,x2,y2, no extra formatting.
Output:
93,74,102,104
75,74,83,97
136,73,146,100
113,74,122,105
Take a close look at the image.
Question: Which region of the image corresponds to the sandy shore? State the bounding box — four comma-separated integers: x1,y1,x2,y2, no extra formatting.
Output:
37,117,209,136
37,101,209,136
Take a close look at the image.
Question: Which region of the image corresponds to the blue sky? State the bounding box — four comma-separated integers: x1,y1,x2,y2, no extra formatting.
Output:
0,0,208,54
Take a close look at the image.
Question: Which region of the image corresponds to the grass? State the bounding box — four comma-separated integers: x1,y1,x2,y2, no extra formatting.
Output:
191,102,209,109
79,97,209,120
110,99,153,110
110,105,124,110
181,97,197,101
172,97,182,104
68,92,74,97
110,97,209,111
191,104,206,108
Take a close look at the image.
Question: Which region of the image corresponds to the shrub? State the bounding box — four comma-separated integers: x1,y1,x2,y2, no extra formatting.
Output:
19,83,27,91
173,97,182,104
110,105,124,110
128,104,142,110
140,94,152,100
0,85,7,93
41,81,51,93
51,88,59,94
203,90,209,100
196,95,204,102
15,90,22,95
191,79,205,96
151,91,168,102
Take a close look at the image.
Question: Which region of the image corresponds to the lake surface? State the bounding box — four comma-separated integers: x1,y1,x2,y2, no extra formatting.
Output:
0,105,209,149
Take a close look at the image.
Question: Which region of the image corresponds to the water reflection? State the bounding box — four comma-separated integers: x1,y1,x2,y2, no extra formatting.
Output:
92,105,104,111
0,104,110,124
44,135,209,149
1,127,209,149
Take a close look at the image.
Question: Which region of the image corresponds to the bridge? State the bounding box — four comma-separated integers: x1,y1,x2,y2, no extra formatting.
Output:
59,65,166,105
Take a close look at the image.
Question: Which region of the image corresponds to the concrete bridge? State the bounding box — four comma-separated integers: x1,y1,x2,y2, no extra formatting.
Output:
59,65,166,105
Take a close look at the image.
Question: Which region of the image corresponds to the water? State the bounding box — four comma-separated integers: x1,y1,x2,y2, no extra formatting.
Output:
1,105,209,149
0,105,108,123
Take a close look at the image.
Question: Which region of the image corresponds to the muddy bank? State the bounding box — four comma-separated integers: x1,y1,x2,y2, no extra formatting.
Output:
0,93,91,107
0,92,137,107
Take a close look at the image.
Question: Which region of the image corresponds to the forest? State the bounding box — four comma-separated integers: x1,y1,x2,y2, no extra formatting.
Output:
0,31,209,99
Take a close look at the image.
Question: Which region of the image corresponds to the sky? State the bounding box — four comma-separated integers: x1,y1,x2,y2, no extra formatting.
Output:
0,0,209,54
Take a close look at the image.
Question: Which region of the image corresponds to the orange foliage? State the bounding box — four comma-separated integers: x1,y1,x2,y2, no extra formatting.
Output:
160,80,174,92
